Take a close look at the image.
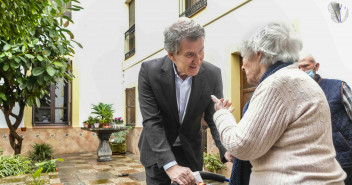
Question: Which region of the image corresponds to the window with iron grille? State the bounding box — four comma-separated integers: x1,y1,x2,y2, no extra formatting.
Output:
125,0,135,59
179,0,207,17
32,78,72,126
125,87,135,126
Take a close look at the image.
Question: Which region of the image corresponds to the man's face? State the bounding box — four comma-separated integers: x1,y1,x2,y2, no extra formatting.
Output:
168,37,204,80
298,56,316,72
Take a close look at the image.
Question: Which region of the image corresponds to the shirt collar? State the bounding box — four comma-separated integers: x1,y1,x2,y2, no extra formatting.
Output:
172,63,192,81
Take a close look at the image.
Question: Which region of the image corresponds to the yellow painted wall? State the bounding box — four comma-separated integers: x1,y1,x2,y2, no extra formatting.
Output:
24,107,32,128
230,53,241,122
72,68,79,127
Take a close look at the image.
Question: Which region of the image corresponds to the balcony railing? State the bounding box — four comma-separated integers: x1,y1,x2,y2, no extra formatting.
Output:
125,48,135,59
179,0,207,17
125,24,135,59
125,24,135,38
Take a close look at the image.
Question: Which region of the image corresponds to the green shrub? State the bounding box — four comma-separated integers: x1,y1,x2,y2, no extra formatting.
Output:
203,152,226,173
28,143,53,162
0,155,32,177
35,158,64,173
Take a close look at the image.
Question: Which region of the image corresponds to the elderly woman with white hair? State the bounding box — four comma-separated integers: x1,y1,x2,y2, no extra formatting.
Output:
211,22,346,184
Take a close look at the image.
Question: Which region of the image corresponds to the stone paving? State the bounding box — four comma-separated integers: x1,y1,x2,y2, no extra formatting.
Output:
0,152,146,185
0,152,228,185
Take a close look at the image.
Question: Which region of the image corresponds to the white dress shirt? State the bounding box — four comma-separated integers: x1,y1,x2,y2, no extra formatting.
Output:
163,64,193,171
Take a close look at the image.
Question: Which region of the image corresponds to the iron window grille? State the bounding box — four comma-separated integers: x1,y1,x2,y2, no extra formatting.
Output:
179,0,207,17
125,24,135,59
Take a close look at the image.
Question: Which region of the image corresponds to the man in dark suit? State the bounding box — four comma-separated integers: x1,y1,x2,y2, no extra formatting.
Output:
138,17,232,185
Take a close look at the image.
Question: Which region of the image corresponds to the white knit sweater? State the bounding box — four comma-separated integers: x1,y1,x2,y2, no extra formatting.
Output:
214,64,346,184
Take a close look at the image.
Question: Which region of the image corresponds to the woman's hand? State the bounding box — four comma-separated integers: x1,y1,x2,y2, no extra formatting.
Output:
211,95,235,112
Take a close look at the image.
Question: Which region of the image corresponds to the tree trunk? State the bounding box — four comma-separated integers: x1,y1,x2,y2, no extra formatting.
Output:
9,129,23,154
2,102,25,155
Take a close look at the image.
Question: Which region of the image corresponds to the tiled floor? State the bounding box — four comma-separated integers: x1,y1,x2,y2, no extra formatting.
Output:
0,152,228,185
0,152,146,185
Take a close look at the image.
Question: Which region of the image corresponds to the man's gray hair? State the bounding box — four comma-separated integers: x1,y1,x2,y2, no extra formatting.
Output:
241,22,303,66
299,51,316,64
164,17,205,54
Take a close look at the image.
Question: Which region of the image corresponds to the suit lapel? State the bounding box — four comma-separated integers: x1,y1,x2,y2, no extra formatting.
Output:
182,65,205,123
160,57,180,125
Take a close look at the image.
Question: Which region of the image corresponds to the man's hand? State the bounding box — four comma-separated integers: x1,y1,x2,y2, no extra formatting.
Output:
166,165,195,185
224,151,234,162
211,95,235,112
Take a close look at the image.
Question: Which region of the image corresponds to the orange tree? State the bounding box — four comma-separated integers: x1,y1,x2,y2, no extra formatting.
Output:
0,0,83,154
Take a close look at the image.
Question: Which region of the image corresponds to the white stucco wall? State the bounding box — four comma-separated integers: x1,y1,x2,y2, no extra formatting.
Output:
70,0,126,126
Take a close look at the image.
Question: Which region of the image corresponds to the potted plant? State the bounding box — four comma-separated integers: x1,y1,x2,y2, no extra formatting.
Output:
93,117,101,128
86,116,95,128
109,126,132,154
112,117,124,128
203,152,227,173
83,121,89,128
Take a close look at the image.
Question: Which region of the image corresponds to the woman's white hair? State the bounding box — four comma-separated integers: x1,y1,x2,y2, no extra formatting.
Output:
241,22,303,66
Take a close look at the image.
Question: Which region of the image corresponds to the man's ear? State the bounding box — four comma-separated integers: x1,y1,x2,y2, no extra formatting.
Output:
314,62,320,73
168,52,176,62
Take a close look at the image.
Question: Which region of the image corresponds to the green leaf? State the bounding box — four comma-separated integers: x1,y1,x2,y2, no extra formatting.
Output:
32,67,45,76
72,40,83,48
72,5,84,9
10,62,19,69
26,98,33,106
3,44,11,51
46,65,55,76
68,31,74,39
35,97,40,107
68,47,75,54
33,167,43,179
33,38,39,45
5,52,12,58
44,75,51,81
24,54,35,59
0,93,7,101
62,15,73,23
68,7,81,11
3,64,9,71
56,158,64,162
57,44,65,55
44,48,51,57
49,30,56,38
20,83,26,89
14,57,21,63
33,39,39,45
19,56,28,63
22,46,26,53
37,55,44,61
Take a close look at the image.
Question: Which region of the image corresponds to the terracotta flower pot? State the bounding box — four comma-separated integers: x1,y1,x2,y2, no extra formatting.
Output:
21,127,27,131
